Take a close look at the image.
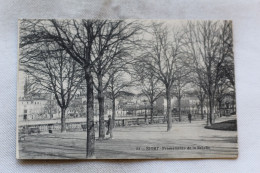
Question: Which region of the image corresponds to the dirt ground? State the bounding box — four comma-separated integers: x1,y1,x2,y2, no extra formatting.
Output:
18,116,238,159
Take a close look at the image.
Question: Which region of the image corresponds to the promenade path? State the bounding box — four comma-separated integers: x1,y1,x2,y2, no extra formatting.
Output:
18,115,238,159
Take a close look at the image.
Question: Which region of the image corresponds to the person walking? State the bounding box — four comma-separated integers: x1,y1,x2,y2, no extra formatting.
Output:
106,115,113,139
188,113,192,123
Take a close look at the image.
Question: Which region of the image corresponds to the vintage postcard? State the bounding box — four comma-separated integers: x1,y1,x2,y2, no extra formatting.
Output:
17,19,238,159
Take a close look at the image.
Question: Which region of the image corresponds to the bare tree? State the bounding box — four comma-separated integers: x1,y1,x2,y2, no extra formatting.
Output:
106,70,132,137
133,63,164,124
19,19,104,157
44,98,56,119
182,20,234,125
194,85,206,120
215,76,233,115
213,21,235,114
19,42,83,132
140,23,183,131
91,20,140,139
172,66,191,122
220,21,235,89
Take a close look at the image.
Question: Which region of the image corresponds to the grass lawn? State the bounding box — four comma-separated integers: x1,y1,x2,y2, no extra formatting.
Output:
205,120,237,131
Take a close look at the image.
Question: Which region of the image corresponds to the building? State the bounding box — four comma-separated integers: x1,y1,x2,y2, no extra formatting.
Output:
18,75,60,121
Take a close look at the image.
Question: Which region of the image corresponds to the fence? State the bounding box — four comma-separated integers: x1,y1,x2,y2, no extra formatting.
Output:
18,114,205,134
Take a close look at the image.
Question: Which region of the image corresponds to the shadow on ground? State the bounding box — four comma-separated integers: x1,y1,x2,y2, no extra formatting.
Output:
205,120,237,131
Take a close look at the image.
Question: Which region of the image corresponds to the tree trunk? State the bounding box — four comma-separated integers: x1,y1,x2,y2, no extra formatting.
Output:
166,86,172,131
60,108,66,133
85,67,95,158
206,99,209,125
150,102,154,124
232,98,236,112
178,97,181,122
207,112,209,125
97,92,105,139
112,97,116,128
145,106,148,125
109,116,113,139
200,101,204,120
97,77,105,140
218,100,222,117
209,96,214,125
49,103,53,119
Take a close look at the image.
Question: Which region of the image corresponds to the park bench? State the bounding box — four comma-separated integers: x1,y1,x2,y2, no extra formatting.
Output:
19,126,40,135
81,123,99,131
81,124,87,131
28,127,40,134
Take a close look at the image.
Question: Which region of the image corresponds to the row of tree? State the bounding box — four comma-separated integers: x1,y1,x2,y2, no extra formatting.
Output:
19,20,235,158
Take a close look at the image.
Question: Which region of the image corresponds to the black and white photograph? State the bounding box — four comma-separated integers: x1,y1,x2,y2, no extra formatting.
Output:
17,19,237,159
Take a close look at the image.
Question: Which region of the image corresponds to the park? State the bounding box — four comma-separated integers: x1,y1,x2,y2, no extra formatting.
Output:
17,19,237,159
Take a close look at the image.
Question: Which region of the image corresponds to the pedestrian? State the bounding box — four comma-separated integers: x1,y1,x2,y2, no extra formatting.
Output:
188,113,192,123
106,115,113,139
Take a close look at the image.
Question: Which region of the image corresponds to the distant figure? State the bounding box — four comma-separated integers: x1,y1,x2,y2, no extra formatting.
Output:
188,113,192,123
106,115,113,138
